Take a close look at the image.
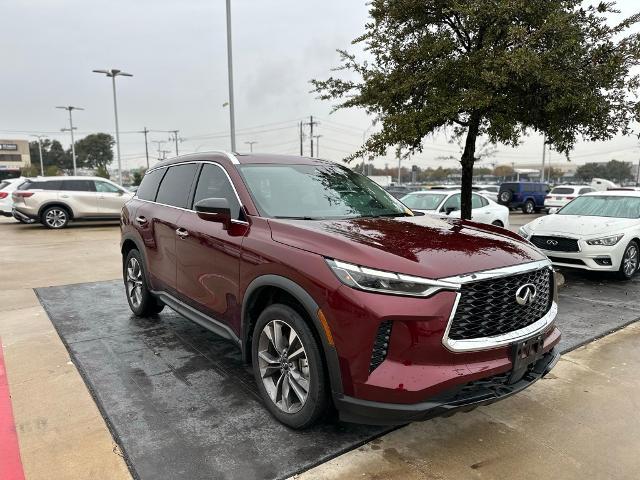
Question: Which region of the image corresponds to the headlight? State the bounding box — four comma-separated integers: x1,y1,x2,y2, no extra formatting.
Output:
325,259,459,297
518,225,532,239
586,235,624,246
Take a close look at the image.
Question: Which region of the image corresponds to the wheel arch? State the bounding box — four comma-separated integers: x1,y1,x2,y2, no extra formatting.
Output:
241,275,343,395
38,202,74,220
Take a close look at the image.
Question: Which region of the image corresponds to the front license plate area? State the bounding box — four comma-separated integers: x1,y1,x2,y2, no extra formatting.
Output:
509,335,544,384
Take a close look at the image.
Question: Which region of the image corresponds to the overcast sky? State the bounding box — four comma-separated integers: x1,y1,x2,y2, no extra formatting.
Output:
2,0,640,173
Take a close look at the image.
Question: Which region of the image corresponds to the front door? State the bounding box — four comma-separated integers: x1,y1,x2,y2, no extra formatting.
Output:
94,180,132,217
176,163,249,334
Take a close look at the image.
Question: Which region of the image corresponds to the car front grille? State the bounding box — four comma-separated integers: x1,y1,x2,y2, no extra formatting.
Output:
369,321,393,373
448,267,553,341
530,235,579,252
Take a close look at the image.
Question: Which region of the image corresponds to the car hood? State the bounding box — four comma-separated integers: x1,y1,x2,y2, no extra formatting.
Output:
526,214,639,237
268,215,544,279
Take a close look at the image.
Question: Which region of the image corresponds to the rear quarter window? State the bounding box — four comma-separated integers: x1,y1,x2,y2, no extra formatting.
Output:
19,180,62,190
136,169,166,202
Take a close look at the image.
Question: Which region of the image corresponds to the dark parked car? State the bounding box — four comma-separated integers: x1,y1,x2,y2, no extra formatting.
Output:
498,182,550,213
121,152,560,428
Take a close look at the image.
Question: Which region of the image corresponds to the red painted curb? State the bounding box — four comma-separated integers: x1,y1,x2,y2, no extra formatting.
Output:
0,339,25,480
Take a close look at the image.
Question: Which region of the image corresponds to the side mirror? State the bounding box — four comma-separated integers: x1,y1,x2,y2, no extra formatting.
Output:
445,206,457,215
548,207,558,215
195,197,231,226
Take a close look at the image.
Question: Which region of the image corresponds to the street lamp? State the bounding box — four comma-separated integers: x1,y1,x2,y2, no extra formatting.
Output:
244,141,257,152
313,135,323,157
225,0,237,152
29,134,45,176
56,106,83,175
92,68,133,185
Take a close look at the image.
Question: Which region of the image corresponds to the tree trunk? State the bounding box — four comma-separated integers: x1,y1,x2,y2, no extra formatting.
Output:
460,113,481,220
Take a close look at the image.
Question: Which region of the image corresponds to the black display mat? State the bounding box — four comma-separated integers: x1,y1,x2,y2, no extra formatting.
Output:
35,271,639,479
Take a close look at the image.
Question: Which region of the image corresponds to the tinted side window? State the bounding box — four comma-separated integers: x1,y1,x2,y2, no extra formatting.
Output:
137,169,166,201
472,194,488,208
155,164,198,208
21,180,62,190
95,181,122,193
60,180,95,192
579,188,595,195
442,194,461,211
192,164,241,219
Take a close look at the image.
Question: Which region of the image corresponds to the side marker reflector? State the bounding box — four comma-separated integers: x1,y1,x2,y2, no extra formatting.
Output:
317,309,334,346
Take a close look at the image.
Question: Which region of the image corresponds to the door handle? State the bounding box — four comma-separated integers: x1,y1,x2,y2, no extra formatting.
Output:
60,194,69,199
176,228,189,239
135,216,148,225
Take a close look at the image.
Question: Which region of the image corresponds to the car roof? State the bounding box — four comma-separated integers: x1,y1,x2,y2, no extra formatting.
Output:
583,190,640,197
551,185,592,189
153,151,334,169
26,176,114,182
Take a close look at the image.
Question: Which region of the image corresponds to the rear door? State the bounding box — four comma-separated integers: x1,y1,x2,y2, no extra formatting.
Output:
176,163,248,333
142,163,198,294
94,180,132,217
58,179,98,217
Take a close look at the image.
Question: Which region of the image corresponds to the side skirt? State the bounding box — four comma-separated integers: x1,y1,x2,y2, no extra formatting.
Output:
151,290,241,347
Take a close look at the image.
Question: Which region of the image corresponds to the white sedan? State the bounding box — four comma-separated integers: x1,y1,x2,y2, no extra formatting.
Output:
400,190,510,228
519,190,640,279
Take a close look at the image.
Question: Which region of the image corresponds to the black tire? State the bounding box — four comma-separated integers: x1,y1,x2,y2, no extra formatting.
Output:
491,220,504,227
41,205,70,229
499,190,513,204
251,304,329,429
123,249,164,316
522,200,535,214
617,240,639,280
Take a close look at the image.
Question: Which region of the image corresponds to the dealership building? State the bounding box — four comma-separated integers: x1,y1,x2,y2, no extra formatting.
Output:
0,139,31,181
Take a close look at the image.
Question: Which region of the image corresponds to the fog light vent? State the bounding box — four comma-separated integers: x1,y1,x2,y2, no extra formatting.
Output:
370,321,393,373
594,257,612,266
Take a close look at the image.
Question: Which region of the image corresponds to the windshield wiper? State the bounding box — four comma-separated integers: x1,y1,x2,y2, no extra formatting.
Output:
273,216,319,220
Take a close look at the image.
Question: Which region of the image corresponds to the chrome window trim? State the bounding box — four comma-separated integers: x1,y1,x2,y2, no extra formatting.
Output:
136,160,249,225
443,301,557,353
440,259,556,352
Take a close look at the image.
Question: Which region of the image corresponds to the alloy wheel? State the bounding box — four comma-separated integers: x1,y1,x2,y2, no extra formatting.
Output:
257,319,310,414
623,244,639,277
45,208,67,228
126,257,144,309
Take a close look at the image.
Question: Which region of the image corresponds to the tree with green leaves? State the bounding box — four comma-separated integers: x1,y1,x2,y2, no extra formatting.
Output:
313,1,640,219
575,159,633,183
28,139,72,173
75,133,115,175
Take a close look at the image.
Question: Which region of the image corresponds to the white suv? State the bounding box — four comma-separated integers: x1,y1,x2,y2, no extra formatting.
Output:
0,177,26,218
12,176,133,228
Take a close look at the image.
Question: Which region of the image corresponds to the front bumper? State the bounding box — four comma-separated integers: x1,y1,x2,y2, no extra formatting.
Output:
539,243,625,272
335,348,560,425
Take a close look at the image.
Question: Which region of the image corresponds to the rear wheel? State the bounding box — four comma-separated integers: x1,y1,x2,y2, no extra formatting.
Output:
491,220,504,227
41,206,70,229
123,249,164,316
252,304,328,429
522,200,535,214
618,240,639,280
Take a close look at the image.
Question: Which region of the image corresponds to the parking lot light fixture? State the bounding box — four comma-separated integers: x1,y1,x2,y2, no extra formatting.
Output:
92,69,133,186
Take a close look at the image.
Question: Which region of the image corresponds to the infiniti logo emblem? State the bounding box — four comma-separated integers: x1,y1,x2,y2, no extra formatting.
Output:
515,284,537,306
546,239,559,246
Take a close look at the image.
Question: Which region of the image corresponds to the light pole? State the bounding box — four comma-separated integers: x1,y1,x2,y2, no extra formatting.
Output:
29,134,45,176
225,0,237,152
92,69,133,186
244,141,257,152
56,106,83,175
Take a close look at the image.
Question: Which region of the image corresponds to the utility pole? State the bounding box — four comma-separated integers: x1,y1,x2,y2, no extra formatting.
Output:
152,140,166,162
637,156,640,187
160,150,170,161
30,135,45,176
244,141,257,152
56,106,83,175
396,146,402,185
299,122,304,156
541,133,547,182
313,135,323,157
139,127,150,169
225,0,237,152
168,130,181,156
304,116,319,157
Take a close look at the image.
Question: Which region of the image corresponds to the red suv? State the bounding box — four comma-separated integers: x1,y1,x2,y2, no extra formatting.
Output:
120,152,560,429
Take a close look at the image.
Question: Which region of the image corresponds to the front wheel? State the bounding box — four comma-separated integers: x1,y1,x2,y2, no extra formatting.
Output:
252,304,329,429
491,220,504,227
123,249,164,316
618,240,639,280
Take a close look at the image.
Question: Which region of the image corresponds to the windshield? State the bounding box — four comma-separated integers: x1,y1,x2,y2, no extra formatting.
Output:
401,193,447,210
550,187,575,195
238,163,410,219
559,195,640,219
0,181,9,190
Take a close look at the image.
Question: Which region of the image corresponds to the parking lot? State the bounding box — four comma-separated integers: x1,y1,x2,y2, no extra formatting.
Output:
1,213,639,480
